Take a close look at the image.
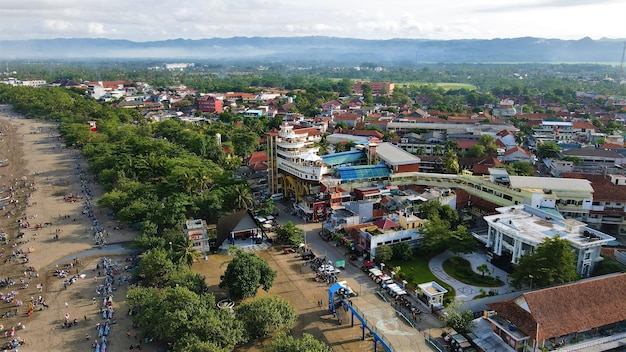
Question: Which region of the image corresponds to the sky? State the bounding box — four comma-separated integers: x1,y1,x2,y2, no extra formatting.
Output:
1,0,625,42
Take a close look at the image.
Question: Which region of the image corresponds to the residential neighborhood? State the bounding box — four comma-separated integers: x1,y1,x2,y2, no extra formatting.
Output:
2,64,626,352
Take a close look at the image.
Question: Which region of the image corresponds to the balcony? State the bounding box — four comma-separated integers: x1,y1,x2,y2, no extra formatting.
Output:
277,140,305,149
278,159,328,181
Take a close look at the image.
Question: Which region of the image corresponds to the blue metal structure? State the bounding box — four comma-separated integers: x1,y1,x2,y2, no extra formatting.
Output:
327,282,392,352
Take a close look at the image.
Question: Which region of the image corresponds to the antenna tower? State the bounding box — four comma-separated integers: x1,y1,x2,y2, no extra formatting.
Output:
619,43,626,81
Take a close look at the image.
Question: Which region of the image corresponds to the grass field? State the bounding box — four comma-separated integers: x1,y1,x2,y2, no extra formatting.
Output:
388,255,455,303
442,256,504,288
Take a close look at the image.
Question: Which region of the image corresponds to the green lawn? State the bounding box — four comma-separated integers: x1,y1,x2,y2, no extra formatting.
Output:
388,255,455,303
442,256,505,288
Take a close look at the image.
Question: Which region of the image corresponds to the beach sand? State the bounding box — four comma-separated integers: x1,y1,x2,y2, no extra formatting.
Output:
0,104,153,352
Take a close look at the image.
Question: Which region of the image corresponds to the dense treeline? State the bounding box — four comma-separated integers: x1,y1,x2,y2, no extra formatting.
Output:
6,61,626,97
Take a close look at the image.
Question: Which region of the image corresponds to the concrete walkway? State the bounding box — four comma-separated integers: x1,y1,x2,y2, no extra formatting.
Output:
428,250,516,302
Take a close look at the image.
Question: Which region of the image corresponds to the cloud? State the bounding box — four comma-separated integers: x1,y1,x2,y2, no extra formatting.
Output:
0,0,624,41
87,22,106,36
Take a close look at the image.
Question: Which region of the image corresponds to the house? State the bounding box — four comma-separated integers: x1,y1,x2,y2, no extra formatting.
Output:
496,130,518,149
500,146,534,163
216,209,263,249
486,273,626,351
183,219,212,253
358,213,423,257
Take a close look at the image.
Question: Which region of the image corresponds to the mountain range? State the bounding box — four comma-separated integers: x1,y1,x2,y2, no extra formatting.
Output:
0,36,624,63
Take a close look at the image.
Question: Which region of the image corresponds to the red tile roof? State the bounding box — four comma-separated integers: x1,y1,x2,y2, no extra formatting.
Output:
572,121,597,131
247,151,268,164
488,273,626,341
562,173,626,202
456,140,478,150
504,146,532,157
600,143,624,149
373,218,398,230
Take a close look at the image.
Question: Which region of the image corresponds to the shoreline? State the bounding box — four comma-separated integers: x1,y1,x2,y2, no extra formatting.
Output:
0,105,148,352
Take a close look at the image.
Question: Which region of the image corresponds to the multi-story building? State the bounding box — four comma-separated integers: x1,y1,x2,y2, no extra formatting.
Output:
266,124,326,200
531,121,596,144
352,81,395,95
196,95,223,113
358,214,424,257
563,173,626,235
183,219,211,253
479,205,615,276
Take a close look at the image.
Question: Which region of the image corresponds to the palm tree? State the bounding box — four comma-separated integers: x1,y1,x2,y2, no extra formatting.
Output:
174,238,202,267
233,183,253,210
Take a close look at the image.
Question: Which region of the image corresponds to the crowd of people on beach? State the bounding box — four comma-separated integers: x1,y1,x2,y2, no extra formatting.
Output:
87,256,127,352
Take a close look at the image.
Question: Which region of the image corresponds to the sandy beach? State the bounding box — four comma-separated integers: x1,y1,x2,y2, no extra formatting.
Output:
0,104,152,352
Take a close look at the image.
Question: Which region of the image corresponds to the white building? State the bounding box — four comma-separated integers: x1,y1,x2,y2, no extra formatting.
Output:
183,219,211,253
480,205,615,276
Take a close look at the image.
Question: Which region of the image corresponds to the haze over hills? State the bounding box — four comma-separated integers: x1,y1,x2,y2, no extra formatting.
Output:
0,36,624,63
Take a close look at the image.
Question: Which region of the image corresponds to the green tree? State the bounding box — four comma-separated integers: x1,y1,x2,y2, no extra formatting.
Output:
447,225,477,256
264,332,332,352
420,217,453,254
374,244,393,264
536,142,562,159
236,296,297,339
137,248,175,285
276,221,304,245
392,242,413,261
220,249,277,300
443,147,460,174
466,144,486,158
127,286,246,350
174,238,203,267
362,84,373,105
440,301,476,334
232,183,253,210
506,161,535,176
509,236,578,289
476,263,491,277
419,201,459,225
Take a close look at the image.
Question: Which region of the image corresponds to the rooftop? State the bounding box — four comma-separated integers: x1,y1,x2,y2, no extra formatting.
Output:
508,176,594,193
321,150,366,166
484,205,615,247
375,142,421,166
336,164,390,181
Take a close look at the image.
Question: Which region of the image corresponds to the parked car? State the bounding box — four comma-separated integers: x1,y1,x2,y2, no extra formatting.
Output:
270,193,284,200
319,230,331,241
318,265,340,275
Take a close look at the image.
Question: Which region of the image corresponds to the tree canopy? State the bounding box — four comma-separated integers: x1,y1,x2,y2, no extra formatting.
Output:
236,296,297,338
264,332,332,352
127,286,247,350
219,249,277,300
509,236,578,289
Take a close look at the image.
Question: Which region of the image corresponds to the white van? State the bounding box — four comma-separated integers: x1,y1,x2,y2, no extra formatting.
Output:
269,193,284,201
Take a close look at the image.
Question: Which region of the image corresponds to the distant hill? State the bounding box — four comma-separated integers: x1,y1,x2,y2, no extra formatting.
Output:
0,36,624,63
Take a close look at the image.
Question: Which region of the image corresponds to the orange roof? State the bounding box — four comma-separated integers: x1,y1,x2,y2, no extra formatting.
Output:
488,273,626,341
504,146,532,156
572,121,597,130
456,140,478,149
600,143,624,149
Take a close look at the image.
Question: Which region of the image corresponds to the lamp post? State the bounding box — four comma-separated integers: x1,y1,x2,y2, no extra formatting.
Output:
169,241,173,253
528,274,533,290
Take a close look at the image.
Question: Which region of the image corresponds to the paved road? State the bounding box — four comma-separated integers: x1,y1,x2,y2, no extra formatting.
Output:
272,201,443,351
429,250,516,302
